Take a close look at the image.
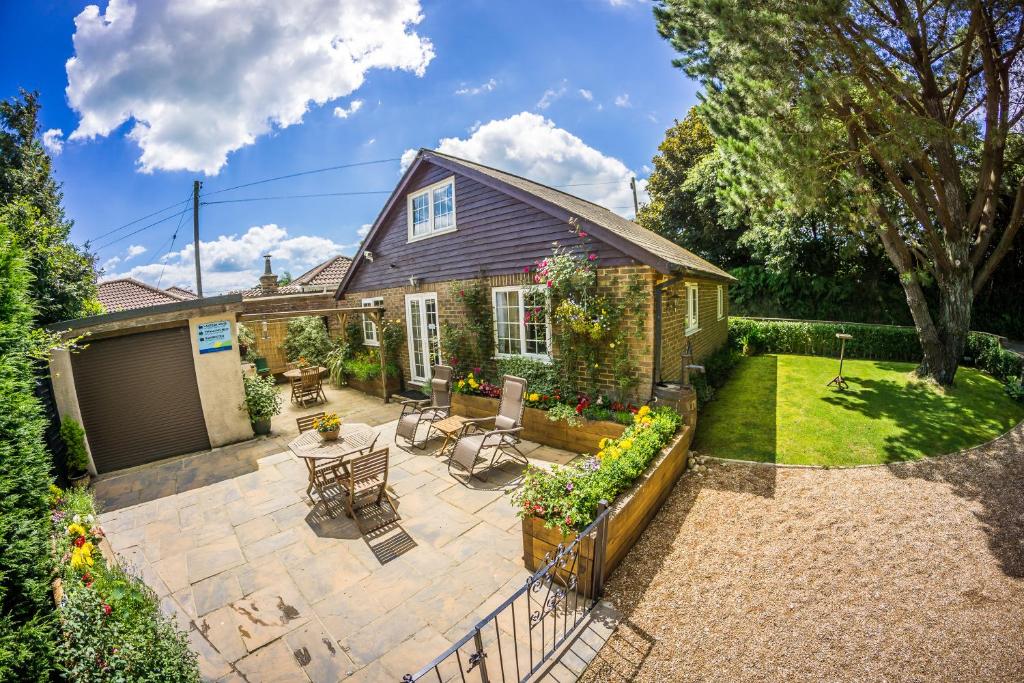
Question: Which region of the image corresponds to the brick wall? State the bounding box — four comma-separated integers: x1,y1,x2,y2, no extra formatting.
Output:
658,276,729,382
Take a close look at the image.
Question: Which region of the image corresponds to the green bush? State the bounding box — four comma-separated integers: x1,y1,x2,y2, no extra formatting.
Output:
342,353,400,382
241,374,282,422
60,417,89,476
692,345,743,407
0,216,57,680
729,317,923,361
53,487,199,682
1005,376,1024,402
964,332,1024,383
282,316,332,366
496,356,561,396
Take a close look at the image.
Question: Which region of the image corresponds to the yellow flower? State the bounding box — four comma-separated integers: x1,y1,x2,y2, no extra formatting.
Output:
468,379,479,389
458,380,465,388
620,439,633,450
529,393,540,402
637,405,651,417
598,437,610,449
67,523,87,537
70,542,95,570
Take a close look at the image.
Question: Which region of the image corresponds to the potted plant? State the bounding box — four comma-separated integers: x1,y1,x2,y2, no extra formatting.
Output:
237,321,256,360
313,413,342,440
60,416,91,488
242,374,282,435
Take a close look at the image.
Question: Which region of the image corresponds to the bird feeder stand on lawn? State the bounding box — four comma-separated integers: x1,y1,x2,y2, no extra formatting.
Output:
827,333,853,390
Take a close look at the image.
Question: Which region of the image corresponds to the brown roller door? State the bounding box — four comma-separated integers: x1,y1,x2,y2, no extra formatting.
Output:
72,326,210,473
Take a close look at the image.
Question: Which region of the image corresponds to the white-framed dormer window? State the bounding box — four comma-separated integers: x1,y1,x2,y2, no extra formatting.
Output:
686,283,700,334
407,176,456,241
492,285,551,360
717,285,725,320
362,297,384,345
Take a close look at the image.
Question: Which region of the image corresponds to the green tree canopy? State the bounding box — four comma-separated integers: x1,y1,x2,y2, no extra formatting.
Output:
654,0,1024,384
1,90,99,325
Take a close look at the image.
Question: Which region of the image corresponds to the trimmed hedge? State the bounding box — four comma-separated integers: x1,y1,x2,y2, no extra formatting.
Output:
729,317,1023,382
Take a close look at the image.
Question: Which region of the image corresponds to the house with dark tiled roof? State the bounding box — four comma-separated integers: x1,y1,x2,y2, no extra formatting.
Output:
335,148,735,402
166,286,198,300
235,254,351,298
97,277,194,313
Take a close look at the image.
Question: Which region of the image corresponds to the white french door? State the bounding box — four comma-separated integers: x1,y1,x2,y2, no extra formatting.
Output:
405,292,441,384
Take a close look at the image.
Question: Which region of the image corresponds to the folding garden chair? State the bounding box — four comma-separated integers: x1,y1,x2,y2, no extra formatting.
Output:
448,375,528,480
339,448,393,526
395,365,453,449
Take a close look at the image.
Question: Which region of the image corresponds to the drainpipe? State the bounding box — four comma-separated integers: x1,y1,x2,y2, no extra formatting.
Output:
651,274,684,401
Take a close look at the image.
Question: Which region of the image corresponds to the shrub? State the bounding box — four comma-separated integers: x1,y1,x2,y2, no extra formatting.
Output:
512,406,681,533
282,316,332,366
342,353,400,382
496,356,561,397
236,322,257,361
1005,376,1024,402
964,332,1024,383
52,487,199,682
692,345,743,407
241,374,282,422
60,417,89,477
547,402,584,427
729,318,922,360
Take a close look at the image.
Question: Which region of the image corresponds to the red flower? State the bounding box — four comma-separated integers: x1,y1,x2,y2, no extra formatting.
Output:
522,266,530,273
459,290,465,297
546,280,553,288
102,603,112,616
588,253,597,261
565,515,573,526
74,536,86,548
579,231,588,238
82,572,92,583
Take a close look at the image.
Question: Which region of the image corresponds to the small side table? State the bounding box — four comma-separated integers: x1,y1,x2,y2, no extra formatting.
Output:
827,333,853,390
429,415,472,458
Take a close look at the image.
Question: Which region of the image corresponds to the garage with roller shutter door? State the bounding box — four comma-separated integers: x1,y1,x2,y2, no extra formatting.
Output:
71,326,211,473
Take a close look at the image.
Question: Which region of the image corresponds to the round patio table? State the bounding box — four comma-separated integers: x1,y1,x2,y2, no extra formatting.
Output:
283,366,327,380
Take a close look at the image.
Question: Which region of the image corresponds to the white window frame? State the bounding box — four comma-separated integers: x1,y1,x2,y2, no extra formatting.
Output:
405,292,441,384
717,285,725,320
361,297,383,346
407,176,457,243
686,283,700,334
491,285,552,361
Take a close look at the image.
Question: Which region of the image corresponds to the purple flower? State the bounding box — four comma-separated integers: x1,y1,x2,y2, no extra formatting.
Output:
565,482,574,492
583,457,600,471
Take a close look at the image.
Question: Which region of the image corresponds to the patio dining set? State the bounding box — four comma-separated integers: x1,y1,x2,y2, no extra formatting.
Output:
286,365,529,530
284,362,328,407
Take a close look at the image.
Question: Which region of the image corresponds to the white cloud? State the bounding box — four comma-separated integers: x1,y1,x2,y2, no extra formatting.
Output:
125,244,147,260
405,111,648,217
104,224,350,293
357,223,372,237
100,255,121,271
455,78,497,96
614,93,632,108
42,128,64,156
333,99,364,119
536,81,567,110
578,89,593,102
66,0,434,174
365,137,376,146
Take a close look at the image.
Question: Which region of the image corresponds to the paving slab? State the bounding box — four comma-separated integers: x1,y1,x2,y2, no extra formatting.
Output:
229,581,311,653
187,535,246,584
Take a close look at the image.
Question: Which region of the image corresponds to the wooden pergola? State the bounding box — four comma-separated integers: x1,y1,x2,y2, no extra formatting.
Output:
238,306,392,403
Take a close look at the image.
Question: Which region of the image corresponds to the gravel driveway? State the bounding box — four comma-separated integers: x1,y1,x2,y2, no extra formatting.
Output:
580,423,1024,682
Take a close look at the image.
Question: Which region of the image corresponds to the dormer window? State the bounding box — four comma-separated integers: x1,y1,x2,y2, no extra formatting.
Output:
408,176,456,241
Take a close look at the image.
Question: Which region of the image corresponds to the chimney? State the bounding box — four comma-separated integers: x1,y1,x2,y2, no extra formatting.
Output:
259,254,278,294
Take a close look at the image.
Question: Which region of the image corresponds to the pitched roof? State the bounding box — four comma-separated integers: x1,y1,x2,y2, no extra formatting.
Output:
235,255,352,297
97,278,189,312
337,149,734,296
166,286,198,300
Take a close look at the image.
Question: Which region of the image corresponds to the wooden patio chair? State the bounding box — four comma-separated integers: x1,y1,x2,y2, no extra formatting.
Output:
289,373,303,404
296,412,343,505
339,447,393,524
298,365,326,406
395,365,453,449
448,375,528,480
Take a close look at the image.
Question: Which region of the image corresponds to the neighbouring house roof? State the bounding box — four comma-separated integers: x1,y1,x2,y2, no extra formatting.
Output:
235,254,353,297
336,149,735,297
166,286,198,300
97,278,192,312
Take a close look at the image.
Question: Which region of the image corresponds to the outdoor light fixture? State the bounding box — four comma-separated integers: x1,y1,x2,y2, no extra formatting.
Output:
261,320,269,341
409,276,420,287
364,251,374,262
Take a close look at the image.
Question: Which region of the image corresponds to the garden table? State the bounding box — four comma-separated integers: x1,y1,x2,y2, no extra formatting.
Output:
288,422,378,515
282,366,327,380
428,414,472,459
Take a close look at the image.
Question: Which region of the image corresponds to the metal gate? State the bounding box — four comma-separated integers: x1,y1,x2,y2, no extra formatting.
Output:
403,502,611,682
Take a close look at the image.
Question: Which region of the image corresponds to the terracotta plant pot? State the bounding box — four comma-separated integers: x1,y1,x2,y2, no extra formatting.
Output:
319,428,340,441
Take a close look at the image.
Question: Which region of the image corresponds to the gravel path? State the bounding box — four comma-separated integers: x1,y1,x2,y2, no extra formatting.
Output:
580,423,1024,682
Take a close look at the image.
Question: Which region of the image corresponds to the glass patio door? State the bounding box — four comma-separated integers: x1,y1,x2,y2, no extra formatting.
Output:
405,293,441,384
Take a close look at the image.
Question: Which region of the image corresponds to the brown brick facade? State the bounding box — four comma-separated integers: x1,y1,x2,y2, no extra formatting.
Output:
658,276,729,382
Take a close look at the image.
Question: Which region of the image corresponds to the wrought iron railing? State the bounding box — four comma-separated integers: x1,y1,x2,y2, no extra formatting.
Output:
402,501,610,683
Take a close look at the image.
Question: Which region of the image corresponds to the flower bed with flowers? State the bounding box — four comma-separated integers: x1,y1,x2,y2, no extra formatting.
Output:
50,485,199,682
511,405,682,534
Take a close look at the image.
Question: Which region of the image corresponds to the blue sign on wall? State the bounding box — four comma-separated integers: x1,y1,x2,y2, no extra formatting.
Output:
197,320,233,354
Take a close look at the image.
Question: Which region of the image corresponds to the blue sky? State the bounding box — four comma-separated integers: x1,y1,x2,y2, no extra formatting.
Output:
1,0,700,294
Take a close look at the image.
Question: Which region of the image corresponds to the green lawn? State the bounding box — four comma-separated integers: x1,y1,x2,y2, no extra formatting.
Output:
693,354,1024,466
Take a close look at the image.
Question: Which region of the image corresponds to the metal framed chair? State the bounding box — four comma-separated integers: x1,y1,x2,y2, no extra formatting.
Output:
395,365,453,449
339,448,392,522
448,375,528,480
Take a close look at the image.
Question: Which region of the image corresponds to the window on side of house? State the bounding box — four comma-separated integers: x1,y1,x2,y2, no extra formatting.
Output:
686,283,700,334
492,286,550,359
362,297,384,345
407,177,456,241
717,285,725,320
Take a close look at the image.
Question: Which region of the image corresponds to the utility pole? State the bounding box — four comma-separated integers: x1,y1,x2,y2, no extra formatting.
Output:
193,180,203,297
630,176,640,216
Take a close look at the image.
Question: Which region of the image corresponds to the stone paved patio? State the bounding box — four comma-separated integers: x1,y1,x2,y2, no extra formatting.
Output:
93,386,583,681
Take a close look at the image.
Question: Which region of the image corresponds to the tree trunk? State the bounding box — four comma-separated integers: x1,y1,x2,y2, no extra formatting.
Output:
910,269,973,386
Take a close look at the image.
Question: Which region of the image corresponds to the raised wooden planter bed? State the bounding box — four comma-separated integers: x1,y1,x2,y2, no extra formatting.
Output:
520,424,694,596
342,374,401,398
451,393,626,454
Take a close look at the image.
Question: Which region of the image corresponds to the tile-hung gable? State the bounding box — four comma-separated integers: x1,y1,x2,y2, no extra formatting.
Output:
336,149,734,296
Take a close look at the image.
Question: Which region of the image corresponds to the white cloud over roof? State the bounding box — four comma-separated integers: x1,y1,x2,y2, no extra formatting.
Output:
66,0,434,174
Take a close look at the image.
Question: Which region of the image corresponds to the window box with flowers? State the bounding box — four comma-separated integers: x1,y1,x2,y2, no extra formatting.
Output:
513,406,694,593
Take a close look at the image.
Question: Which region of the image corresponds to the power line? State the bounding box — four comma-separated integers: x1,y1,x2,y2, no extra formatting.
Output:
202,158,402,197
201,189,394,206
88,197,192,244
156,194,192,288
93,206,192,252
